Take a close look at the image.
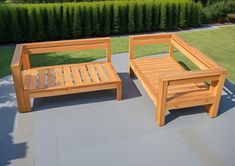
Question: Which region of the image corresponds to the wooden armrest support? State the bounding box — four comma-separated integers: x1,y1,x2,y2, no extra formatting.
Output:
11,44,24,69
159,69,226,86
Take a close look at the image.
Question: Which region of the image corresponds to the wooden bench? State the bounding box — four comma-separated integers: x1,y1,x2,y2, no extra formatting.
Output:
129,34,226,126
11,37,122,113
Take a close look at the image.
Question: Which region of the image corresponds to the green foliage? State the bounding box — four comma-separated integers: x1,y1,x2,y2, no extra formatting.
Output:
0,1,203,43
179,3,186,28
203,0,234,22
36,6,46,41
72,6,83,38
159,2,167,30
135,2,144,32
9,7,21,42
152,2,160,31
102,4,111,36
61,5,69,39
47,6,58,40
144,2,153,32
112,3,120,33
119,3,127,33
27,7,37,41
0,8,9,43
83,5,92,36
128,2,135,33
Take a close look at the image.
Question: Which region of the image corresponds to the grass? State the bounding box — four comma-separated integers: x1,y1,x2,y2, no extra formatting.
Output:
0,25,235,82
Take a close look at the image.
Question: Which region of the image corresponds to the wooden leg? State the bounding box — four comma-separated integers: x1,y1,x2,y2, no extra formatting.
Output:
156,105,166,126
23,92,31,112
129,66,135,78
156,80,168,126
116,82,122,101
207,74,225,118
206,102,221,118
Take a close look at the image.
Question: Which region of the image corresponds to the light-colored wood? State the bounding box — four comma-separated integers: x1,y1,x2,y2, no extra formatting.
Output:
157,79,168,126
47,68,55,88
23,52,31,70
129,37,134,60
86,64,100,83
79,64,92,85
27,43,107,54
106,42,111,62
129,33,226,126
63,66,74,87
71,65,83,86
11,66,31,112
116,82,122,101
38,69,46,89
55,67,64,87
95,63,109,82
169,44,174,57
11,37,122,113
207,74,226,117
28,83,119,98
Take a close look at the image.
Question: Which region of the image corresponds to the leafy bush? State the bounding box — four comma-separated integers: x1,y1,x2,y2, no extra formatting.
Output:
0,0,203,43
203,0,235,22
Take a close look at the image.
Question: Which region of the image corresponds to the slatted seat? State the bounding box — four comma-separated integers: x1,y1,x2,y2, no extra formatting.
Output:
129,34,226,126
11,37,122,112
131,57,211,107
23,62,120,91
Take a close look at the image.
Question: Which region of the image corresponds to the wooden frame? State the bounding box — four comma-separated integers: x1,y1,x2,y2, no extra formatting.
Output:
129,34,226,126
11,37,122,113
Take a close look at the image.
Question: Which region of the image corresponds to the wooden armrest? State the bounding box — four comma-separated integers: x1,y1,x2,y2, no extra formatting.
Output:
11,44,24,69
159,69,226,86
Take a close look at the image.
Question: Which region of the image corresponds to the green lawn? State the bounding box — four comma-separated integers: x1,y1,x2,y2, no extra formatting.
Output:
0,25,235,82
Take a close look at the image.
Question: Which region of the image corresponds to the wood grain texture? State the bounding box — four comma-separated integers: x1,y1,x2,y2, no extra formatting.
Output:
129,33,226,126
11,37,122,113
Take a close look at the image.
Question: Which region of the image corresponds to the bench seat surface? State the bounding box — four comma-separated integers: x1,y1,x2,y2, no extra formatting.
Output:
130,56,213,109
23,61,120,91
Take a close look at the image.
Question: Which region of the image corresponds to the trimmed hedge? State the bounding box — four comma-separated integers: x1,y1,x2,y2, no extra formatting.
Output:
0,0,203,44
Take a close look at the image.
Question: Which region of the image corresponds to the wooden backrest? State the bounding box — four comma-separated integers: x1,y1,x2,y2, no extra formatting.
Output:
129,33,224,71
25,37,111,61
11,37,112,73
129,34,172,60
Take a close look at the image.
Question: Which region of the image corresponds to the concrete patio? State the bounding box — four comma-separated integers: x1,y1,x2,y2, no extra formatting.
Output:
0,53,235,166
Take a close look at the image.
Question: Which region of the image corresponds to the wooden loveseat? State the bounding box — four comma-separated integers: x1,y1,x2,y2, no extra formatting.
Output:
129,34,226,126
11,37,122,113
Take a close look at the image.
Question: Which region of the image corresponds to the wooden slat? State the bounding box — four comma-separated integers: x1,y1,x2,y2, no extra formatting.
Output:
47,68,55,88
55,67,64,87
38,69,46,89
133,38,170,46
25,37,110,49
28,69,38,90
27,43,107,54
86,64,100,83
79,64,92,84
167,92,215,110
102,63,116,81
95,63,108,82
71,65,83,85
131,34,172,41
63,66,74,86
23,70,31,90
130,62,158,102
168,83,208,94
